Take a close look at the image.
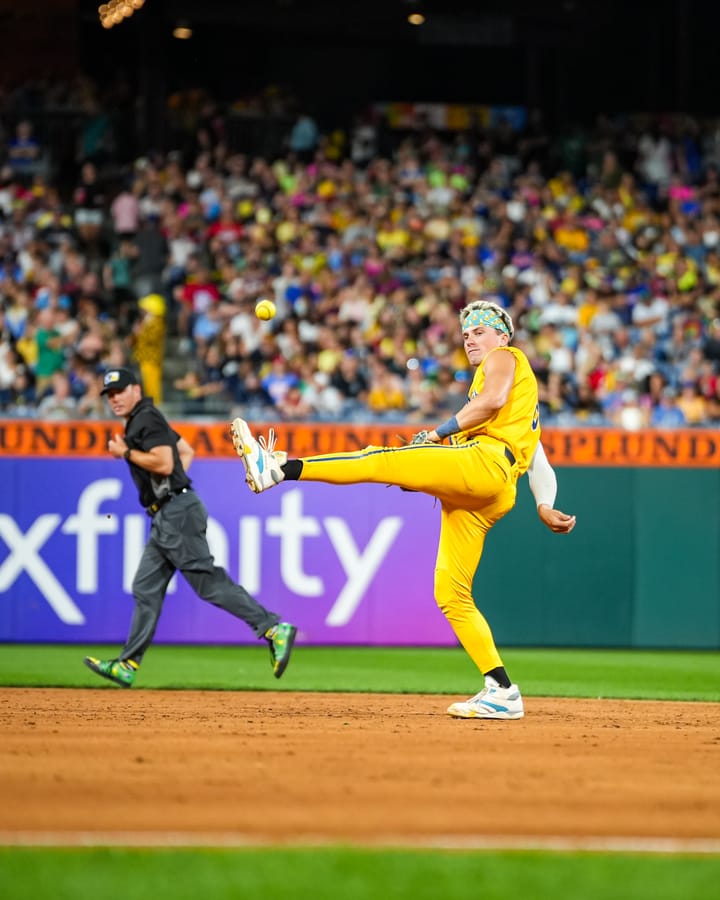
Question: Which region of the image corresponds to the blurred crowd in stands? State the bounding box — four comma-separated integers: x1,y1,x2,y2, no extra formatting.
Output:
3,77,720,428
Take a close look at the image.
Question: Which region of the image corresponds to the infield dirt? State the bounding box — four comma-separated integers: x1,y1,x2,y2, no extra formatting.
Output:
1,688,719,846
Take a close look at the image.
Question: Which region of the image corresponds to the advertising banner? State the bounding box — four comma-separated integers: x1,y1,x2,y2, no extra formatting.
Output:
1,420,719,466
0,458,451,646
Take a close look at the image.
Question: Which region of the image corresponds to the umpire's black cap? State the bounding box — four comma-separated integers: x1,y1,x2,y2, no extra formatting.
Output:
101,367,141,395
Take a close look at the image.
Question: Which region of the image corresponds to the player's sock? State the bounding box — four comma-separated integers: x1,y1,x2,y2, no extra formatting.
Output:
484,666,512,688
282,460,303,480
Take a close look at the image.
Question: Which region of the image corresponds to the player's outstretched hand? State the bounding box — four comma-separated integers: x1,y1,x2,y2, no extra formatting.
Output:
538,504,576,534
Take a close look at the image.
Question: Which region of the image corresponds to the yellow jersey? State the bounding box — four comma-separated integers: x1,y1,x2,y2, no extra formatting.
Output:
455,346,541,474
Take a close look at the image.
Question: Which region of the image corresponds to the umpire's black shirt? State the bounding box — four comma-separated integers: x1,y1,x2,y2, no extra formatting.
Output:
124,397,192,508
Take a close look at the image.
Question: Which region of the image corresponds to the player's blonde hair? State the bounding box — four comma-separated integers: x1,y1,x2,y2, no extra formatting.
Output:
459,300,514,340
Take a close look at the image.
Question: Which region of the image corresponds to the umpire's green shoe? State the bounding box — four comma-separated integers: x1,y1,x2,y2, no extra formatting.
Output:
265,622,297,679
83,656,138,688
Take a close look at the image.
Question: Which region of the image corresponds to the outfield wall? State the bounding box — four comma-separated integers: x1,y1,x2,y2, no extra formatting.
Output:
480,466,720,649
1,421,719,649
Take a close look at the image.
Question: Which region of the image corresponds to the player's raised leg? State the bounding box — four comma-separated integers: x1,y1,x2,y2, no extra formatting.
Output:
231,417,509,502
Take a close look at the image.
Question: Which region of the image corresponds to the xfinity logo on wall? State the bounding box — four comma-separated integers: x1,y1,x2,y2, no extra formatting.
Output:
0,481,403,628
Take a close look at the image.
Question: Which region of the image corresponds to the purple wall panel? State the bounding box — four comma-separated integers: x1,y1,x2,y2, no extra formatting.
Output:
0,459,454,646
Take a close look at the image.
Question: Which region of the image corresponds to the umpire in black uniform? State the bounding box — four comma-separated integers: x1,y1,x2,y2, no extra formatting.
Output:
84,367,296,688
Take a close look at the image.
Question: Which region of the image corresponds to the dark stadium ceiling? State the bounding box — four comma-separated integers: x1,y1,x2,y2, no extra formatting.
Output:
7,0,718,116
161,0,584,40
69,0,720,53
86,0,630,34
3,1,714,47
70,0,704,43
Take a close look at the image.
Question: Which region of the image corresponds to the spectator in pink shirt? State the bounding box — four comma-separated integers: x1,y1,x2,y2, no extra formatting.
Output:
110,181,140,239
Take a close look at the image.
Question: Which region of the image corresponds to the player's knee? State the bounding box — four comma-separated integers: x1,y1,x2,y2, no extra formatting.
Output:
434,568,474,620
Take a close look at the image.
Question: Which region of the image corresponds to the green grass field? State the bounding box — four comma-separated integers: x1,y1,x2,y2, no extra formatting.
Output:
0,643,718,701
1,847,719,900
1,644,718,899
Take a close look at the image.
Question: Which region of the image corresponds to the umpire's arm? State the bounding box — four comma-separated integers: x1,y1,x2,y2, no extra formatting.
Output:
177,436,195,472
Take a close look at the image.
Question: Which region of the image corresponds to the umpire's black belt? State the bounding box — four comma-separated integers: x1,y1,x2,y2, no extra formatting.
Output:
503,446,516,466
146,487,191,517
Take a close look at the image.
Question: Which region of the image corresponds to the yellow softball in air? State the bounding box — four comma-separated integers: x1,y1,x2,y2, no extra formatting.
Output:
255,299,277,321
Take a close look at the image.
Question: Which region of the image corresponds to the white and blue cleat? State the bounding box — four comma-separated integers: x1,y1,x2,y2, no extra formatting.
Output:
447,676,525,719
230,418,285,493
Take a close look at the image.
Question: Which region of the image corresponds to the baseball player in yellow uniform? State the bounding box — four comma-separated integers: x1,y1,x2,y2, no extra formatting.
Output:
231,300,576,720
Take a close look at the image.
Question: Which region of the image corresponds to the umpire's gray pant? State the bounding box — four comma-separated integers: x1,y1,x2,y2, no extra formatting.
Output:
119,490,279,662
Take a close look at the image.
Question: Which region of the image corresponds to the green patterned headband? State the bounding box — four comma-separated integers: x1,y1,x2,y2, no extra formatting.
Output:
462,307,510,335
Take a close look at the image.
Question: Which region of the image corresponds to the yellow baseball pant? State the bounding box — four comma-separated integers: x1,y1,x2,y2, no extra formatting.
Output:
299,438,518,674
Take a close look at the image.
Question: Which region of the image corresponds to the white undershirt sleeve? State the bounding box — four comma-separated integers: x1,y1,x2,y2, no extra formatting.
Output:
527,441,557,509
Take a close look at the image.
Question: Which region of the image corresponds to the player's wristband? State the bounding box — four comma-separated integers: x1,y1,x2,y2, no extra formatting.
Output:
435,416,461,439
124,448,132,461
